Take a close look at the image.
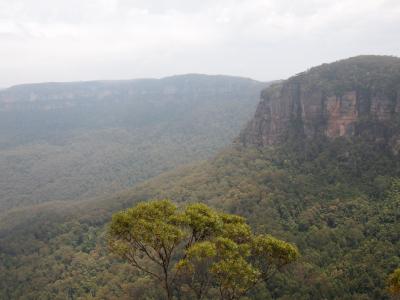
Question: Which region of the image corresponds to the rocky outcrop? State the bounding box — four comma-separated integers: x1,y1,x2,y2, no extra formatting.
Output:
241,56,400,151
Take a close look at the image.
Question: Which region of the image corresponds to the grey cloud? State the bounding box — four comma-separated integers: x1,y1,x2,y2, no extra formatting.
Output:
0,0,399,87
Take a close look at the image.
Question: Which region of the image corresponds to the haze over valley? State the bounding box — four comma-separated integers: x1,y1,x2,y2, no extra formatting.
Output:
0,75,267,212
1,1,400,299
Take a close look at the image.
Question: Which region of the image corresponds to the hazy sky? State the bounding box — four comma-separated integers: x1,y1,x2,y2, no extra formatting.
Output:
1,0,400,87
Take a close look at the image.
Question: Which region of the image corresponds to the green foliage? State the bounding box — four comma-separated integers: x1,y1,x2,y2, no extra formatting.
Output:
211,256,260,300
109,200,184,254
109,200,186,300
251,234,299,280
387,268,400,296
1,141,399,299
108,199,298,300
181,203,223,242
291,55,400,96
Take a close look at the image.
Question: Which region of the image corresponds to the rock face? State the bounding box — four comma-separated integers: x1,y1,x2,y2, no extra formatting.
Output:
241,56,400,151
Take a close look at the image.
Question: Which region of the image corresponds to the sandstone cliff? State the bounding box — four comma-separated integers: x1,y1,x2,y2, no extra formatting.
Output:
241,55,400,153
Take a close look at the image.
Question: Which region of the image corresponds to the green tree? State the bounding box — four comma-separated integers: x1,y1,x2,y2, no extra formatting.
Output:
108,199,298,300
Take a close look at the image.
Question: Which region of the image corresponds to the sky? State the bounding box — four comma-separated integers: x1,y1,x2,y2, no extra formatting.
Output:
1,0,400,87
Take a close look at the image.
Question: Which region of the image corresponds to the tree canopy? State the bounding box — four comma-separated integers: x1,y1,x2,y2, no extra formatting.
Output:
108,199,299,300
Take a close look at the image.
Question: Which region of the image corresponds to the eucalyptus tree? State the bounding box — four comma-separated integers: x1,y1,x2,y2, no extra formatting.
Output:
108,199,298,300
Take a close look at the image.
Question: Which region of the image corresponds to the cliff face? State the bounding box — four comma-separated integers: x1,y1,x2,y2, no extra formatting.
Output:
241,56,400,153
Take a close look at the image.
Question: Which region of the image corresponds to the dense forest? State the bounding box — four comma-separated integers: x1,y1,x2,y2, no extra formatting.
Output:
1,141,399,299
0,56,399,299
0,75,267,212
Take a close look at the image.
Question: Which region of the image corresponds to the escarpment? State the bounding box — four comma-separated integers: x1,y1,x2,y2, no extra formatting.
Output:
241,55,400,153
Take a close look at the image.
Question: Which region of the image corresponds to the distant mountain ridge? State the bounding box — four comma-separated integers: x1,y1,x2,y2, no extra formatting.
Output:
0,74,265,146
0,74,259,110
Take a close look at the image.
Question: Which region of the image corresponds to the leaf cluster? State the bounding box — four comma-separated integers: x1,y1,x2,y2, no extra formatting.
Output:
108,200,298,300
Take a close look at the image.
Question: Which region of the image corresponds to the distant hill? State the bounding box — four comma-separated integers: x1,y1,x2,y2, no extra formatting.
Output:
0,74,267,211
1,56,399,299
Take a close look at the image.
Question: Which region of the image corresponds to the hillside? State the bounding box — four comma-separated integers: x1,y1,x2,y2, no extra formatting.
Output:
0,56,399,299
0,74,267,212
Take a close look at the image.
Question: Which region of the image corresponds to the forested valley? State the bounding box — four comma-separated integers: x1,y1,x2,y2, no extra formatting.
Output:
0,75,266,212
0,56,400,299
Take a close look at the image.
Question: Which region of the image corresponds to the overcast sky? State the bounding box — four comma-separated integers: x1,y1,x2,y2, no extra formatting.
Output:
1,0,400,87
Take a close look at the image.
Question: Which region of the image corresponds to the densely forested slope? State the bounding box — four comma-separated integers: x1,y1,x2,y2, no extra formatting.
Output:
0,75,267,212
1,142,399,299
0,56,399,299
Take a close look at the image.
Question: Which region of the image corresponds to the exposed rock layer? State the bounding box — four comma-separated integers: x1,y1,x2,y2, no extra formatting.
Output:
241,56,400,152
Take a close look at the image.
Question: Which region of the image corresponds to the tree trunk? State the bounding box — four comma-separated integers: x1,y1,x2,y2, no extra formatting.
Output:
165,279,172,300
